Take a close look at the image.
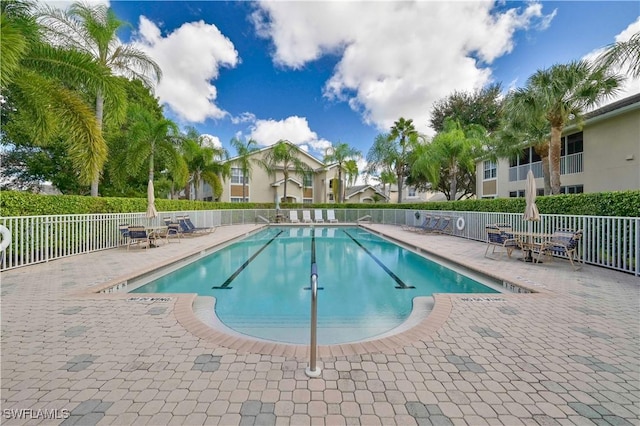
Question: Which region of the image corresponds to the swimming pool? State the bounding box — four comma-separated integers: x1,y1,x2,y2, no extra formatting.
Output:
132,226,500,344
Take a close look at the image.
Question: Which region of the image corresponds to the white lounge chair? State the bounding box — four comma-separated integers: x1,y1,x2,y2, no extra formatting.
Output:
326,209,338,223
302,210,313,223
289,210,300,223
314,209,324,223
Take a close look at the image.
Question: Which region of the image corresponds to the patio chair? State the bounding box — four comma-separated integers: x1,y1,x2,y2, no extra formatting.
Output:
127,225,152,250
494,223,515,239
536,229,583,270
431,216,451,234
314,209,324,223
326,209,338,223
403,216,431,231
484,224,518,260
416,216,440,233
180,215,215,235
156,223,181,243
302,210,313,223
118,224,130,246
289,210,300,223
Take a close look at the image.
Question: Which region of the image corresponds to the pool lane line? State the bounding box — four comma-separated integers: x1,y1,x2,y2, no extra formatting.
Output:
342,230,415,289
212,230,284,289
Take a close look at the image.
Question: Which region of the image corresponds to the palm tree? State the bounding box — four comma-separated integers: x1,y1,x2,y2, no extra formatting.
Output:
1,0,116,186
230,137,259,202
258,140,311,203
520,61,621,194
367,118,420,203
496,89,553,194
37,2,162,196
120,107,182,195
323,142,361,203
344,159,359,188
596,31,640,78
181,132,229,201
411,119,485,200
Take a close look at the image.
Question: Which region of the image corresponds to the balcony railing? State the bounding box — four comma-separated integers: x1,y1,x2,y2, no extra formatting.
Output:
509,152,583,182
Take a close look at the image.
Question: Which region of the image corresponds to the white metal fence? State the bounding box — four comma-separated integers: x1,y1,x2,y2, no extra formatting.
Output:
1,209,638,276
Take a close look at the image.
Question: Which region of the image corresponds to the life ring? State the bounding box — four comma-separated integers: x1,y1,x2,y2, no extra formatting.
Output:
455,217,465,231
0,225,11,252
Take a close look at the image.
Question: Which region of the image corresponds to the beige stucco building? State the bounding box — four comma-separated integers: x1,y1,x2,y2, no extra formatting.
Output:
217,141,348,204
477,93,640,198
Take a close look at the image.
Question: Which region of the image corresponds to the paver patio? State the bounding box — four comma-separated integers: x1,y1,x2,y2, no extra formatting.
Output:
1,223,638,425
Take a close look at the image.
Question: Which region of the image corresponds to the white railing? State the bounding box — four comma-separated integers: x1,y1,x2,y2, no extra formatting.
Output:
1,209,638,276
509,152,584,182
561,152,584,175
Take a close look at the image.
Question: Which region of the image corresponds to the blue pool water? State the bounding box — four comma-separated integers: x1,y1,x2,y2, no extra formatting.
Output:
132,227,499,344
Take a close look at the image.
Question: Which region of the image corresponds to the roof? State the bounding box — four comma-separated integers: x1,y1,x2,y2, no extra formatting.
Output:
586,93,640,120
345,185,388,200
224,140,325,168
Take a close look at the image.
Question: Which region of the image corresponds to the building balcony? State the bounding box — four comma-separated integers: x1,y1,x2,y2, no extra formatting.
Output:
509,152,583,182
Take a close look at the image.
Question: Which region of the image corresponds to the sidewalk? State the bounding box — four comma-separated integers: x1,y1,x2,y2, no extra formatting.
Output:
1,223,638,425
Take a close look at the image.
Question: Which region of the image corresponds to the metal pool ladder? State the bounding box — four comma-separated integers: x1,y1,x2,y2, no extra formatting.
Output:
305,262,321,378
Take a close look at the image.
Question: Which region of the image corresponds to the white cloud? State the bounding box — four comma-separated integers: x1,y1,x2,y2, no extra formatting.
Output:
133,17,239,123
583,17,640,105
248,116,333,156
200,134,222,149
231,112,257,125
253,1,553,135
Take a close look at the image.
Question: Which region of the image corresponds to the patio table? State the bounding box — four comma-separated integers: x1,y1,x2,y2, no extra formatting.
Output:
510,230,553,263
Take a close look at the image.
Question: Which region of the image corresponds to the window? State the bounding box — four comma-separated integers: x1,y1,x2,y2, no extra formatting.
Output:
561,185,584,194
509,190,525,198
483,160,497,180
303,173,313,187
230,197,244,203
230,168,246,184
328,193,334,201
303,199,313,204
407,187,417,197
329,179,333,189
561,132,584,156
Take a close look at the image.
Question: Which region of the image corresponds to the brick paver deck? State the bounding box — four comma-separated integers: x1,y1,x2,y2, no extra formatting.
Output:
1,223,638,425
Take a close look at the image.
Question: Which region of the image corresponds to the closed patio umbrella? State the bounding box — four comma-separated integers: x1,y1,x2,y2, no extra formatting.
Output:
146,179,158,219
522,170,540,262
524,170,540,222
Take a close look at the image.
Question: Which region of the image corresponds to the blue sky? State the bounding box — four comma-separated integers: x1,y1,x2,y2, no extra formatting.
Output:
57,1,640,169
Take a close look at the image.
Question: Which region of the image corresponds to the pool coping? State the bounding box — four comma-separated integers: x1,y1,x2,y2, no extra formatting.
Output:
77,223,554,360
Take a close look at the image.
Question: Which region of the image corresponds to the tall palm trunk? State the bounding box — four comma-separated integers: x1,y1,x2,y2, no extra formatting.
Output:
549,125,562,194
449,162,458,201
283,168,288,202
396,170,403,204
337,168,343,203
534,141,551,195
91,90,105,196
242,169,247,202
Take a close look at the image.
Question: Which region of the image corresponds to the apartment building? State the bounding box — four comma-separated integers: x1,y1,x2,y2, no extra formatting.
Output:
477,93,640,198
217,141,348,204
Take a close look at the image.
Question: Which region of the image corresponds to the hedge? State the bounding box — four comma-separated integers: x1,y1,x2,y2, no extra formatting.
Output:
1,190,638,218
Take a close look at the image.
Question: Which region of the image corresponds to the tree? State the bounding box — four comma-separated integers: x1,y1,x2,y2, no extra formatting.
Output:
1,0,117,187
323,142,361,203
367,118,420,204
181,130,229,201
258,140,311,203
596,31,640,78
430,84,503,133
494,89,553,195
37,1,162,196
518,61,621,194
344,159,359,188
230,137,259,202
411,119,485,200
116,106,183,200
